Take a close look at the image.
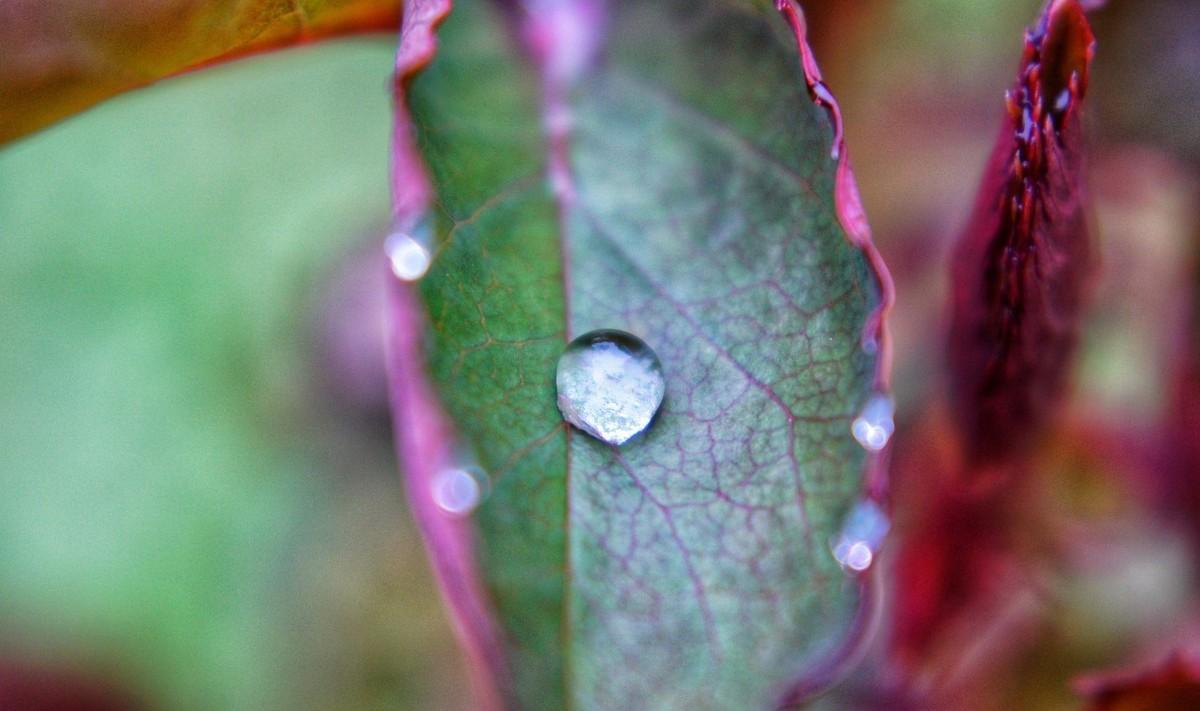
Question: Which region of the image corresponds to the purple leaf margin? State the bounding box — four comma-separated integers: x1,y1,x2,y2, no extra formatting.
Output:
775,0,895,501
773,3,895,702
384,1,511,709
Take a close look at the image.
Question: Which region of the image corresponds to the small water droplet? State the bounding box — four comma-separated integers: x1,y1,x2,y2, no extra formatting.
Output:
851,393,894,452
808,81,843,161
385,231,431,281
1053,87,1071,113
431,467,489,516
555,329,665,445
811,80,836,107
831,499,890,572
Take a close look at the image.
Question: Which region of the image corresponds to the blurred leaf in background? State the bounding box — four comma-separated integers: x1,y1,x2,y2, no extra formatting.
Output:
0,0,402,144
0,40,466,711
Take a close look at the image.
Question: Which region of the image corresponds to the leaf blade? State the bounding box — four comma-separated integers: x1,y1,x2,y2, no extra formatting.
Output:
389,0,892,707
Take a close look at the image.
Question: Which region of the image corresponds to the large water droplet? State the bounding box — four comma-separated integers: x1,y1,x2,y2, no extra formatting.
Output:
431,467,489,516
385,230,431,281
555,329,665,445
851,393,894,452
831,499,890,573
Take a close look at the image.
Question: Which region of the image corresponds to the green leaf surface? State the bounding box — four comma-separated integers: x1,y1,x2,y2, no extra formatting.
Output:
402,0,886,708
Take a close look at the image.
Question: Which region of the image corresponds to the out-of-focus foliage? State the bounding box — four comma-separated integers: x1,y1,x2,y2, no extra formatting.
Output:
0,41,465,711
0,0,401,144
1076,653,1200,711
813,1,1200,709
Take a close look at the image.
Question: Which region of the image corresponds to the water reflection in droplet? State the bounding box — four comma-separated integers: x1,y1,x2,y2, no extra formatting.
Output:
555,329,665,446
385,231,431,281
831,499,890,572
851,393,894,452
431,467,489,516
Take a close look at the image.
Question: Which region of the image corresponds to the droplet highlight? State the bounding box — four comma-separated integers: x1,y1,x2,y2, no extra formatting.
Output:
555,329,665,445
385,230,431,281
831,499,890,573
851,393,894,452
431,467,488,516
1053,87,1071,113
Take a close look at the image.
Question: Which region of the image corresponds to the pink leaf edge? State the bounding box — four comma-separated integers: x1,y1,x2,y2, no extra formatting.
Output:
385,1,512,710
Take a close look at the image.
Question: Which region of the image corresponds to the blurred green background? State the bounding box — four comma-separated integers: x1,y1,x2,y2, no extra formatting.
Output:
0,40,466,710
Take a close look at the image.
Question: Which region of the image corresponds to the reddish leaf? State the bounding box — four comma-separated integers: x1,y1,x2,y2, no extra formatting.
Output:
1161,238,1200,557
885,410,1043,696
948,0,1096,467
1076,652,1200,711
0,656,145,711
887,0,1098,692
0,0,401,145
890,487,1016,673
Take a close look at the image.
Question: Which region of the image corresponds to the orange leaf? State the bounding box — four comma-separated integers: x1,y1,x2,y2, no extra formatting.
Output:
0,0,401,145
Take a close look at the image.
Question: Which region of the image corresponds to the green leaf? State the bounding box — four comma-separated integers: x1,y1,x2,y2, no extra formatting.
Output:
394,0,891,708
0,0,402,145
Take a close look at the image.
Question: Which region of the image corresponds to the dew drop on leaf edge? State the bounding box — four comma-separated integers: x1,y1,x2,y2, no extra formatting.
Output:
385,230,431,282
431,467,490,516
831,498,890,573
851,393,895,452
555,329,666,446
